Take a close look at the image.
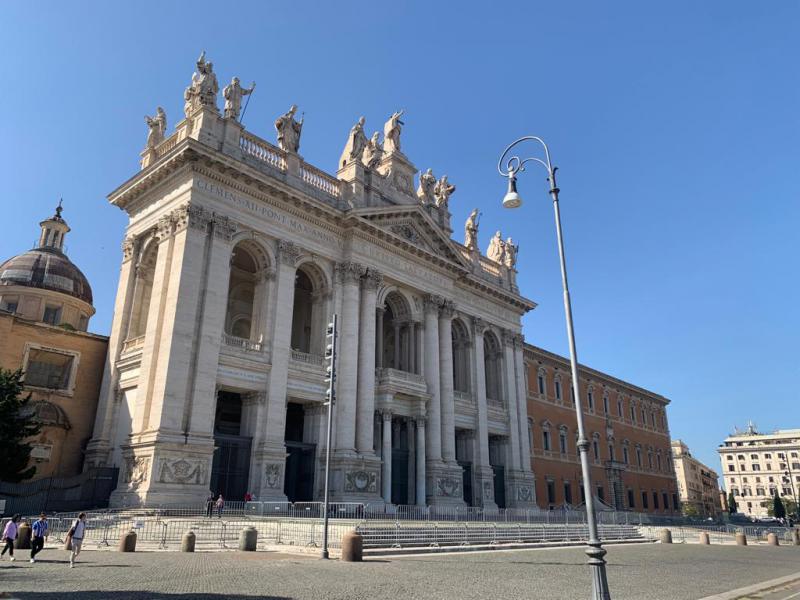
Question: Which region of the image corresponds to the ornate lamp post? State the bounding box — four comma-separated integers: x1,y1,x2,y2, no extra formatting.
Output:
498,136,611,599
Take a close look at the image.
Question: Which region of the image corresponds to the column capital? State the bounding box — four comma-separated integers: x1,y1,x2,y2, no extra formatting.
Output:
415,415,427,427
277,240,302,265
241,391,266,406
422,293,442,314
174,203,214,235
471,316,487,335
121,237,135,263
335,261,366,284
212,214,237,241
439,299,456,319
362,267,384,291
382,409,393,423
501,328,517,347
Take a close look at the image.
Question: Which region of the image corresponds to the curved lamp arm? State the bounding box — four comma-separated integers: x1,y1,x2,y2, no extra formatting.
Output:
497,135,558,192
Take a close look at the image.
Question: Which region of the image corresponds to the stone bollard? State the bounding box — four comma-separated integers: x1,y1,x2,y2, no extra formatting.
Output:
699,532,710,545
659,529,672,544
181,531,196,552
736,532,747,546
15,522,31,549
239,527,257,551
341,531,363,562
767,532,779,546
792,529,800,546
118,530,137,552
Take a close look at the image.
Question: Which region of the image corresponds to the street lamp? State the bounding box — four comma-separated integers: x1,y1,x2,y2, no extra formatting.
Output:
497,136,611,600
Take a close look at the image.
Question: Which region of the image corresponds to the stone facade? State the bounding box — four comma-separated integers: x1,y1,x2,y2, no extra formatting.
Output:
524,345,680,514
672,439,722,518
718,425,800,518
87,57,536,508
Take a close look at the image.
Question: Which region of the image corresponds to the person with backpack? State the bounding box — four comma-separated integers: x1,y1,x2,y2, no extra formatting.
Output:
215,494,224,518
1,514,21,562
30,513,48,563
66,513,87,568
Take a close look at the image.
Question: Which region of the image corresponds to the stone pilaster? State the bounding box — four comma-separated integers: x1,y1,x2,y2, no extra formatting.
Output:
422,294,443,464
470,316,497,509
381,410,392,502
415,417,427,505
438,300,457,464
356,268,382,454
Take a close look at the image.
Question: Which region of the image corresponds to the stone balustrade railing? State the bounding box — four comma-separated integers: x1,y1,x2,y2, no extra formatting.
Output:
239,131,287,171
376,367,426,385
120,335,145,354
154,130,185,158
300,162,341,198
454,390,473,403
290,349,324,366
221,332,264,353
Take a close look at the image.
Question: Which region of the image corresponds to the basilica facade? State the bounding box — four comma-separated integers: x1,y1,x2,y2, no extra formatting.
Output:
86,55,536,508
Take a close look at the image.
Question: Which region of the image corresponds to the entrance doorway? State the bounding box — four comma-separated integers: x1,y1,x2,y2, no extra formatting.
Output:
210,391,251,501
460,462,473,506
493,466,506,509
283,403,316,502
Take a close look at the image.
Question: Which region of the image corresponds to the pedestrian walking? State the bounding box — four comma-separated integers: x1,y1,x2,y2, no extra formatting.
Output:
1,514,21,562
244,492,252,503
216,494,224,518
66,513,87,568
30,513,48,563
205,493,214,518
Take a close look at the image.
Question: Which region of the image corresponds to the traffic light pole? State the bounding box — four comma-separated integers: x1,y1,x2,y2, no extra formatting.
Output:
321,314,338,559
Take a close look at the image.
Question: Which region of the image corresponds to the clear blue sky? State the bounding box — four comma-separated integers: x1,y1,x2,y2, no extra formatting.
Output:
1,1,797,476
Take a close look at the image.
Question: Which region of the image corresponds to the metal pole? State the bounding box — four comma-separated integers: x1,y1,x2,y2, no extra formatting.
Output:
321,314,338,559
497,136,611,599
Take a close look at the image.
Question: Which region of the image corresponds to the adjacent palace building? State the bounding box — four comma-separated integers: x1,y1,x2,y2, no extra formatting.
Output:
718,424,800,518
62,54,678,512
672,440,721,518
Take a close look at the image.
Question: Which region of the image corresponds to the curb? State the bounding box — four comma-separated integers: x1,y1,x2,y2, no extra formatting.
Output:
698,572,800,600
365,537,654,557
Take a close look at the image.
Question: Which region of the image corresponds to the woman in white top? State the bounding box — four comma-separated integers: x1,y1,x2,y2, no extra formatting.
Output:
1,514,21,562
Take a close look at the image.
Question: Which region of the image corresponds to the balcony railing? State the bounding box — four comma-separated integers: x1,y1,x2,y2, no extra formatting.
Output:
376,367,426,385
454,390,473,403
221,333,264,353
290,349,324,366
120,335,145,354
239,131,287,171
301,163,341,198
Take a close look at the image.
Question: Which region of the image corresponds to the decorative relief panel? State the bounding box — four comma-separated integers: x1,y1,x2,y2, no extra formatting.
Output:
158,458,207,485
436,476,462,497
124,456,150,486
344,470,378,493
264,463,284,489
516,485,534,502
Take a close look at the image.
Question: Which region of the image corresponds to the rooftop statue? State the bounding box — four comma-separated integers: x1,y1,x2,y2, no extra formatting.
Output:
383,110,404,154
340,116,367,167
416,168,436,205
275,105,303,153
223,77,255,121
487,230,506,264
504,236,518,269
464,208,480,252
184,51,219,116
362,131,383,169
433,175,456,208
145,107,167,148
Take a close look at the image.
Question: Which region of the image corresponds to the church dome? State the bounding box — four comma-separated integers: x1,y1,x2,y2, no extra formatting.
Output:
0,247,93,305
0,201,93,306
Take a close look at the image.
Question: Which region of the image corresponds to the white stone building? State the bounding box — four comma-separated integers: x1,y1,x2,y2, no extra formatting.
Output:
86,56,536,508
718,424,800,518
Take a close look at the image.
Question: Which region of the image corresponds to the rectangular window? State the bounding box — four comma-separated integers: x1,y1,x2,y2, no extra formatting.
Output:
766,463,772,470
752,464,760,471
603,396,609,414
630,405,636,423
617,399,623,416
623,447,629,464
42,305,61,326
593,440,600,461
554,380,561,401
564,482,573,505
728,465,734,472
627,489,635,509
653,491,659,509
24,348,75,390
546,480,556,505
597,486,605,502
587,391,594,412
559,432,567,454
663,492,669,510
727,455,733,460
641,491,648,509
537,375,545,395
542,430,551,452
764,454,772,459
2,298,18,313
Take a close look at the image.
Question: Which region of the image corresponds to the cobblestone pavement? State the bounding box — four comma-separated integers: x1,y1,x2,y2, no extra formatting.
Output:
1,543,799,600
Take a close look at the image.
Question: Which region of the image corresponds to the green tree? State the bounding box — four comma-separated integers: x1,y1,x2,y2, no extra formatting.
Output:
773,492,786,520
0,369,41,482
682,503,700,518
727,491,738,514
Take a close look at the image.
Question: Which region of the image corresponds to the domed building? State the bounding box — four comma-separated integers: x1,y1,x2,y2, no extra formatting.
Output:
0,202,95,330
0,203,109,497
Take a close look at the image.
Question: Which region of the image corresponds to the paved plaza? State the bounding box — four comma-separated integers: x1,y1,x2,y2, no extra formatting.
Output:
1,543,799,599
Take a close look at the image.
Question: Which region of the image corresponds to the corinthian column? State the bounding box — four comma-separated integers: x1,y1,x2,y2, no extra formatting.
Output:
438,300,457,464
381,410,393,502
422,294,442,463
502,330,522,470
512,333,532,472
415,417,427,505
356,268,382,454
471,317,491,470
334,261,365,452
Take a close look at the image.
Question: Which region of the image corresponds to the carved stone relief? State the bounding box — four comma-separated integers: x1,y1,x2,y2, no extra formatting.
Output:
344,470,378,493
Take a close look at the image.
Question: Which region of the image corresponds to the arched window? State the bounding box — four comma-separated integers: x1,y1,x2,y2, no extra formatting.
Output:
602,391,610,415
636,445,643,467
617,395,623,417
127,239,159,339
622,441,630,465
380,291,414,372
647,448,654,470
225,242,266,342
290,263,329,356
592,433,601,461
630,401,637,423
483,331,503,402
537,368,546,396
451,319,471,393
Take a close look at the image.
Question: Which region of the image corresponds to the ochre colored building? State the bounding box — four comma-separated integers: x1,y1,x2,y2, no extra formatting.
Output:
0,204,108,479
524,345,679,514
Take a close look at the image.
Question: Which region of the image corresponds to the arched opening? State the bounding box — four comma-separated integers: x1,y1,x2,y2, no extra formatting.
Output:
483,331,503,403
451,319,470,393
225,244,260,341
127,240,158,339
290,263,329,357
378,291,415,372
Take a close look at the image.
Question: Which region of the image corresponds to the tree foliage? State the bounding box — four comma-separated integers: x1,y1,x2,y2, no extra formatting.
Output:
0,369,41,482
773,492,786,519
727,491,738,514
